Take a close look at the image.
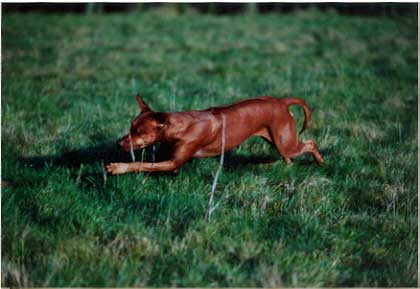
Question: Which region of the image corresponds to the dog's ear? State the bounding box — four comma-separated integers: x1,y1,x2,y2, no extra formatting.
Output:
136,93,152,112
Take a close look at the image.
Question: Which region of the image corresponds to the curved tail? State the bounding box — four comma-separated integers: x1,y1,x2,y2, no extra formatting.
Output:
282,97,311,134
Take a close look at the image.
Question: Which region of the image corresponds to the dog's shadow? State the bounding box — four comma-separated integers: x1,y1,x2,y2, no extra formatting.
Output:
222,152,279,169
18,142,174,170
19,142,287,174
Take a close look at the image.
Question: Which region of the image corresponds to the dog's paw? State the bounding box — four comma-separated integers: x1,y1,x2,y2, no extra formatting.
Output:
106,163,129,175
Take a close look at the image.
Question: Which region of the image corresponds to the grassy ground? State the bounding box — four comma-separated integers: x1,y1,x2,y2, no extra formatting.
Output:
2,8,418,286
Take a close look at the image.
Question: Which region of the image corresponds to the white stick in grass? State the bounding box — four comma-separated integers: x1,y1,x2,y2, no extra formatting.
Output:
129,134,136,162
101,160,107,188
205,114,226,222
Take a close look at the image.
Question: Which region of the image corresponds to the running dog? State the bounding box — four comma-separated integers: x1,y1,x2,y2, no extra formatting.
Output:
106,94,324,174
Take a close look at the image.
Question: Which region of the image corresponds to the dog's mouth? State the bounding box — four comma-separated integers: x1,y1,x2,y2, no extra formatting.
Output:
121,144,147,152
119,137,148,152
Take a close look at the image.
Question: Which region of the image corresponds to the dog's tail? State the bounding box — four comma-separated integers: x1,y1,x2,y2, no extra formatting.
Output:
282,97,311,134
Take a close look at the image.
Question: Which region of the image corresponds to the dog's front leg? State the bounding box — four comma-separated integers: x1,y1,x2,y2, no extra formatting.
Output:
106,141,199,175
106,160,181,174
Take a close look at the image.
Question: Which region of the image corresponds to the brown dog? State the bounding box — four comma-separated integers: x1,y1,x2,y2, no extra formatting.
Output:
106,94,324,175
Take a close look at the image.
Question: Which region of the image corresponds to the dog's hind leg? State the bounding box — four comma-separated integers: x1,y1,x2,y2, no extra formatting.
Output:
269,118,324,164
283,140,324,164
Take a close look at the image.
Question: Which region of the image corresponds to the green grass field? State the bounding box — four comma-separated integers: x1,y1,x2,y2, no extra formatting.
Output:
2,8,418,286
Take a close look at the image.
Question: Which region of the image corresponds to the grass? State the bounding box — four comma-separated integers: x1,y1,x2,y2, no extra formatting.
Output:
2,7,418,286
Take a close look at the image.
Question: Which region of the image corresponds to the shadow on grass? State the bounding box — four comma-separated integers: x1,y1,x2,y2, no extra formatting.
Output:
222,149,326,169
222,151,279,169
18,142,286,173
19,142,131,170
18,142,176,170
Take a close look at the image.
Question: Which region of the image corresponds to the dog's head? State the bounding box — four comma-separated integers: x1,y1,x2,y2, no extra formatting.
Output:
117,94,167,151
